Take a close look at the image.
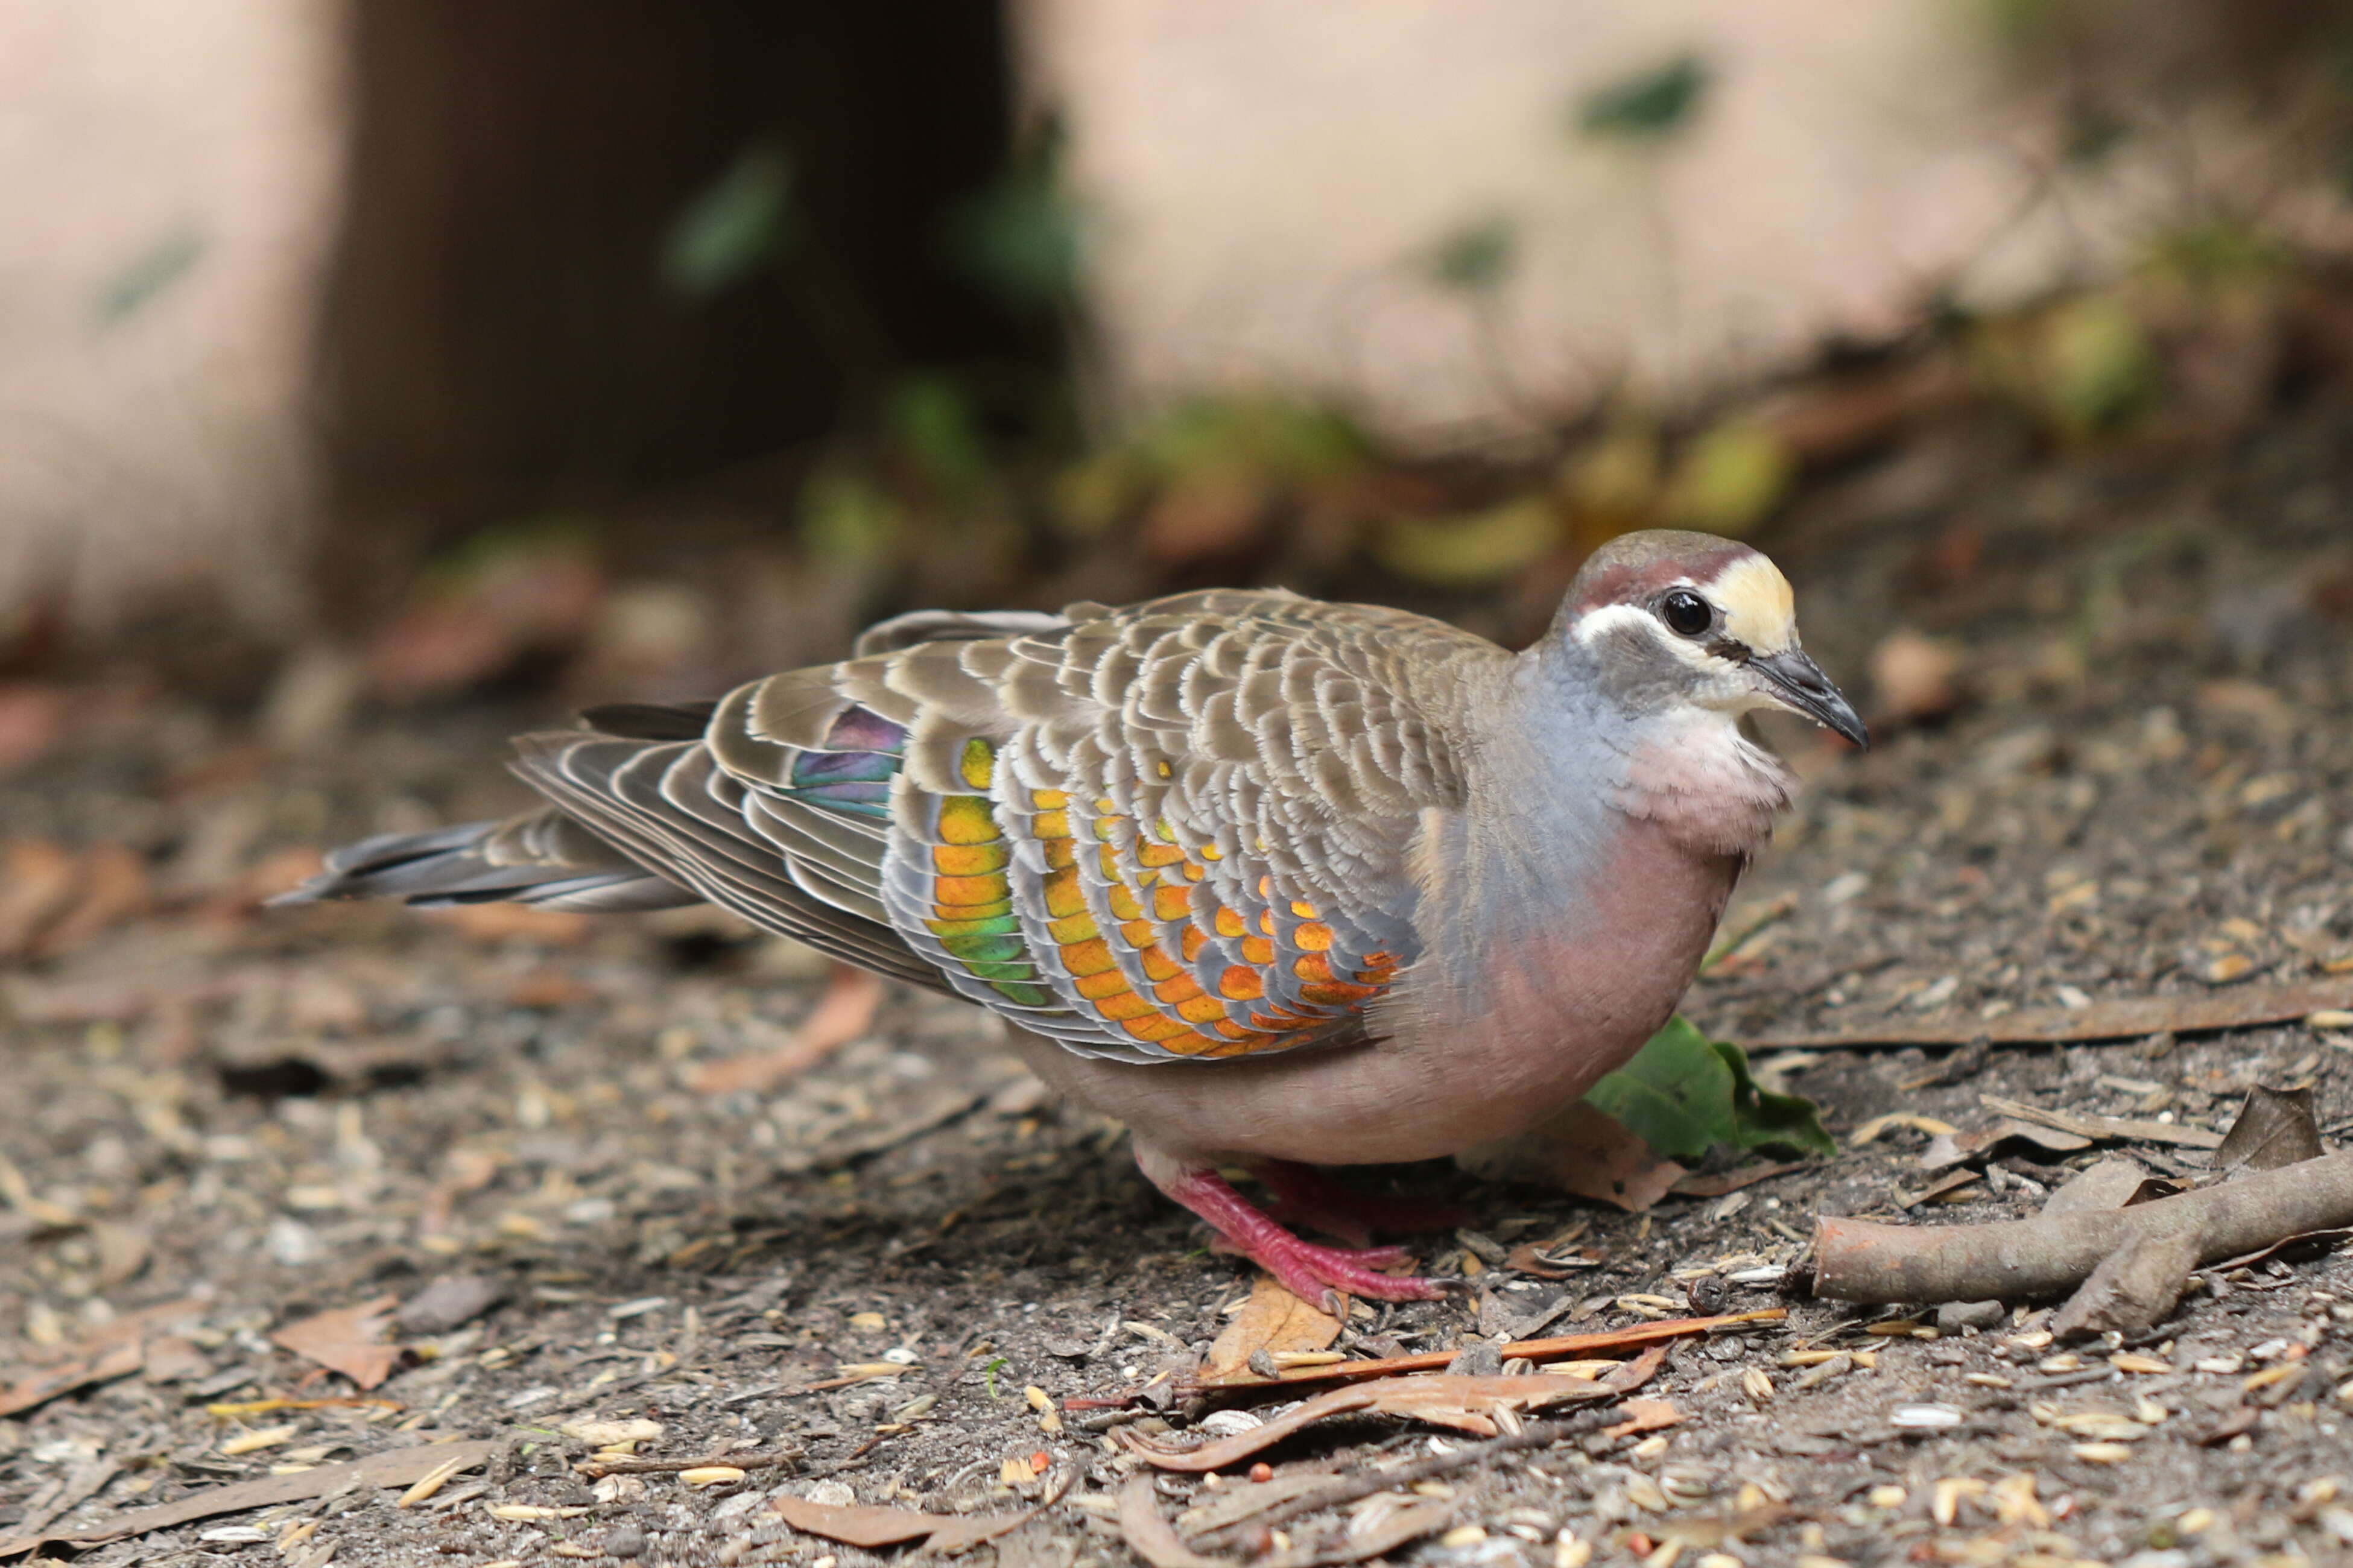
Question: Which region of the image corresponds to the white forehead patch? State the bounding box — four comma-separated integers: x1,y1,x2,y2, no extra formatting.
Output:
1711,554,1796,655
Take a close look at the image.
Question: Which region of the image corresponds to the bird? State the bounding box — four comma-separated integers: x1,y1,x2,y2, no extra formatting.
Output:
279,528,1863,1309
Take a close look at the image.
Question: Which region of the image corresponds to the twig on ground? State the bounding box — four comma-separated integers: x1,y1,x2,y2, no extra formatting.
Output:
576,1445,803,1480
1183,1309,1779,1396
1977,1095,2224,1151
0,1440,501,1558
1740,979,2353,1051
1182,1409,1617,1552
1813,1149,2353,1304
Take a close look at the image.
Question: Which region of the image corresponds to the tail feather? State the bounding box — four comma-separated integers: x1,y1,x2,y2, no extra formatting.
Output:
273,808,697,914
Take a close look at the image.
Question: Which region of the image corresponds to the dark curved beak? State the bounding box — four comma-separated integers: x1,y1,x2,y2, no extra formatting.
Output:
1750,649,1868,749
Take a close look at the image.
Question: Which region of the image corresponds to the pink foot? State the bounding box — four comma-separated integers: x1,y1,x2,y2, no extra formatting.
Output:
1250,1159,1472,1247
1154,1163,1448,1311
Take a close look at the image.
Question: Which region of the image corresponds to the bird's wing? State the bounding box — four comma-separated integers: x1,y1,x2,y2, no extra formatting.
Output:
515,590,1498,1063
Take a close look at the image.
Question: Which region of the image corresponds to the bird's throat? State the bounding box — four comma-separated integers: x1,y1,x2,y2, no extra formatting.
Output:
1611,712,1794,858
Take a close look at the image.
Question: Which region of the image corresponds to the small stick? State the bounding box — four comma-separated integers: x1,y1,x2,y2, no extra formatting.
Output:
1740,978,2353,1052
1183,1309,1781,1396
577,1446,803,1480
1814,1149,2353,1303
1186,1410,1614,1551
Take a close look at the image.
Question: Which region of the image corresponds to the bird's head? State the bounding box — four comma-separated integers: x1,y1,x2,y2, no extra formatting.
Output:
1550,529,1866,748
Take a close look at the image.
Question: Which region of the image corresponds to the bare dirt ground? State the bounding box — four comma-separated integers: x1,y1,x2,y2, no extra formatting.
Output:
9,397,2353,1567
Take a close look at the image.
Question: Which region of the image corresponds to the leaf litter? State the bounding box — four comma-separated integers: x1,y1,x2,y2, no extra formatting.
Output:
21,303,2353,1564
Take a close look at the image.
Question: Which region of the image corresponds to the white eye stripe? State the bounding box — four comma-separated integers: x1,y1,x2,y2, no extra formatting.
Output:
1571,603,1720,671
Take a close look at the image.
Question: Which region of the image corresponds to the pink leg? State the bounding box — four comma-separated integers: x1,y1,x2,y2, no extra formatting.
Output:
1250,1160,1472,1247
1141,1153,1448,1312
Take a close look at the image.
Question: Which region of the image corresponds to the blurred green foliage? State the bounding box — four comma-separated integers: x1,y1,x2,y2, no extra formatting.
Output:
1376,497,1561,587
1976,294,2156,442
661,142,798,300
1427,216,1518,294
797,466,905,571
1663,422,1793,539
942,117,1082,315
2146,220,2290,288
1574,52,1711,144
886,375,992,496
1053,396,1367,540
97,225,207,326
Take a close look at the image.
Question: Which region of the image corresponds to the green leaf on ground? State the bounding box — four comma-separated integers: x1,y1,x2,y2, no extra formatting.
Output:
1574,53,1711,144
1582,1016,1834,1162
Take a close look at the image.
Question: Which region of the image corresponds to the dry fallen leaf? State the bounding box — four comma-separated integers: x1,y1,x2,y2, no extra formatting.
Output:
0,1439,499,1557
771,1466,1069,1553
2215,1085,2323,1172
1456,1101,1685,1213
1601,1397,1684,1440
271,1297,401,1390
694,964,882,1094
34,841,151,958
1202,1276,1343,1383
1121,1373,1615,1470
0,838,81,957
0,1298,208,1417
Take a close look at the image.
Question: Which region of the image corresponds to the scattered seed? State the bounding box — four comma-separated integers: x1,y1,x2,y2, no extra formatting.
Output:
607,1296,667,1320
2110,1353,2171,1374
1740,1367,1773,1403
680,1467,747,1487
220,1425,296,1456
1624,1474,1668,1511
1793,1353,1852,1391
396,1453,470,1506
1890,1404,1963,1429
1439,1525,1487,1547
2072,1442,2134,1464
1867,1485,1906,1509
1933,1478,1986,1526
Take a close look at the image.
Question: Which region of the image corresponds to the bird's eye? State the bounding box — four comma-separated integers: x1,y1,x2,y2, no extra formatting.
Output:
1658,590,1712,637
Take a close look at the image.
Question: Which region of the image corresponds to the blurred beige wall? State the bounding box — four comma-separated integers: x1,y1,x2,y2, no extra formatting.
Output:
1015,0,2340,450
0,0,344,637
